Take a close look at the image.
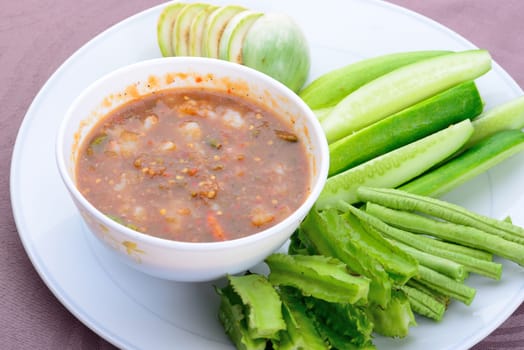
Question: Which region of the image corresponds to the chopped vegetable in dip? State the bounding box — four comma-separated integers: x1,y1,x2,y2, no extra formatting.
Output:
76,88,310,242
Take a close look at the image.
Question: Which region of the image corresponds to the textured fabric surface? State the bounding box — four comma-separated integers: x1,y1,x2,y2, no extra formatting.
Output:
1,1,523,349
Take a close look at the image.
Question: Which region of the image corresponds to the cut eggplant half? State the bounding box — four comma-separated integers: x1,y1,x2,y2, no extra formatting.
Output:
242,13,311,92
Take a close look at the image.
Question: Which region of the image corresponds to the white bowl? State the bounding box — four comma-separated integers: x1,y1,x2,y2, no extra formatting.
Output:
56,57,329,282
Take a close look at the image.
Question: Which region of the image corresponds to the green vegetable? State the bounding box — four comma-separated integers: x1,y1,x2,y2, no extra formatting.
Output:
366,289,416,338
218,10,263,63
415,265,476,305
321,49,491,143
220,274,285,340
465,95,524,149
188,4,218,56
366,202,524,266
217,287,266,350
400,284,446,321
328,81,483,176
86,133,108,155
242,13,310,92
305,297,375,349
106,214,140,231
156,4,312,92
266,253,370,305
217,274,286,349
359,186,524,245
407,279,451,307
400,129,524,198
203,5,246,58
157,3,186,56
174,3,211,56
348,203,502,279
299,209,392,307
313,107,333,122
349,203,487,261
316,119,474,208
346,203,466,281
299,50,450,110
277,289,328,350
339,205,419,285
388,238,467,281
287,229,312,256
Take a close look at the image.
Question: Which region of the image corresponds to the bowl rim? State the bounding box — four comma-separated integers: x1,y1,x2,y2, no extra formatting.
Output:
55,56,329,251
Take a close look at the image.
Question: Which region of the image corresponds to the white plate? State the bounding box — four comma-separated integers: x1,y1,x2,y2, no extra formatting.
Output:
10,1,524,349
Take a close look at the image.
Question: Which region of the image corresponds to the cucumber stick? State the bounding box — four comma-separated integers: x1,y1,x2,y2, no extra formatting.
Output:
313,107,333,122
328,81,483,176
299,50,451,109
464,95,524,149
321,50,492,143
399,129,524,197
316,119,474,208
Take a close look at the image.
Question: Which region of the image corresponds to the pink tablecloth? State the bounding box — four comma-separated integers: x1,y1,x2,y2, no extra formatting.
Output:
1,1,523,349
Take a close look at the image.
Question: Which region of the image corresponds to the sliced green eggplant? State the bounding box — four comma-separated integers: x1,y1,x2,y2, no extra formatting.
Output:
188,4,218,57
157,3,186,56
218,10,263,63
203,5,246,58
174,3,211,56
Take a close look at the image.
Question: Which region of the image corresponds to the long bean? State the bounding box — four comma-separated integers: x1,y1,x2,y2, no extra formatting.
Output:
388,238,466,281
411,240,501,279
400,284,446,321
345,202,502,279
357,186,524,243
411,233,493,261
366,203,524,266
357,203,467,281
338,201,491,260
407,279,450,307
416,266,476,305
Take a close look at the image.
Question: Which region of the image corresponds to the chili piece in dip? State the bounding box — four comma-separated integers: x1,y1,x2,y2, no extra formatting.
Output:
76,88,311,242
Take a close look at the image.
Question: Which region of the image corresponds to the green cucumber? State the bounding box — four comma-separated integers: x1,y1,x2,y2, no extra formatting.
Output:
328,81,483,176
218,10,263,63
464,95,524,149
203,5,246,58
399,129,524,197
188,4,219,57
316,119,474,208
157,3,186,56
321,50,492,143
174,3,211,56
242,13,310,92
299,50,451,110
313,107,333,122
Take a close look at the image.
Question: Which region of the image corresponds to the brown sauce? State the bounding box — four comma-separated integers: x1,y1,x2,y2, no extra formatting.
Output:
76,88,310,242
